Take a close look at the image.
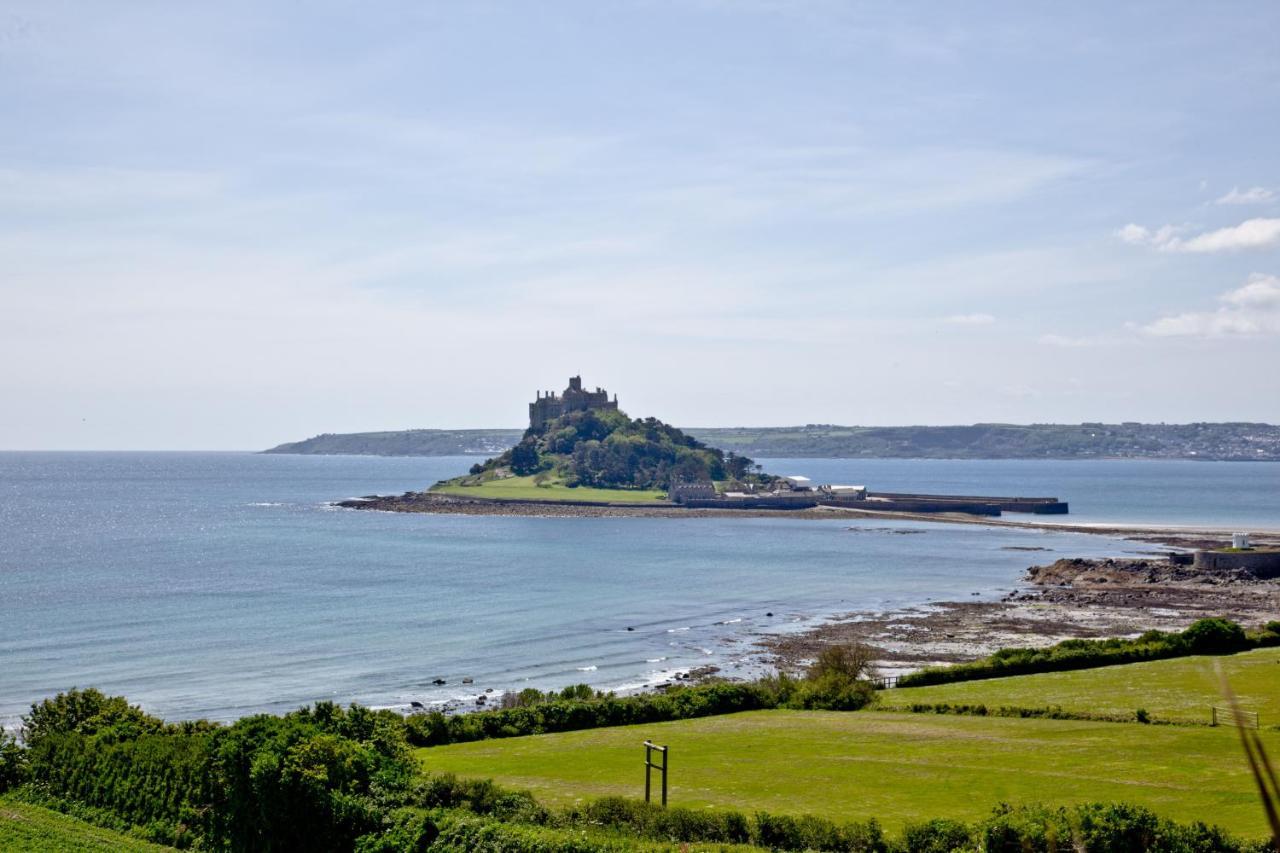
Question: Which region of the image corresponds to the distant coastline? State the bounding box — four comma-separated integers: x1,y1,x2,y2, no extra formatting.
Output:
267,421,1280,461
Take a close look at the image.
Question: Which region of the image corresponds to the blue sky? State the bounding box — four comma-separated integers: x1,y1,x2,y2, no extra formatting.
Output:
2,1,1279,449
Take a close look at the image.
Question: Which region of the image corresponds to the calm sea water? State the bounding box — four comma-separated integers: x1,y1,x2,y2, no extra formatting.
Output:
0,453,1274,728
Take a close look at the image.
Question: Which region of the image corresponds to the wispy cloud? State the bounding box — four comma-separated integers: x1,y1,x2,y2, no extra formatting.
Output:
1139,273,1280,338
1038,333,1110,348
943,313,995,325
1118,218,1280,253
1215,186,1276,206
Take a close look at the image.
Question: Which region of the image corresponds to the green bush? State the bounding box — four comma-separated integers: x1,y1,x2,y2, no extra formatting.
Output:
789,674,876,711
1181,618,1249,654
415,773,550,825
22,688,164,746
354,808,438,853
0,730,28,792
900,818,973,853
563,796,752,845
980,803,1073,852
976,802,1256,853
430,812,637,852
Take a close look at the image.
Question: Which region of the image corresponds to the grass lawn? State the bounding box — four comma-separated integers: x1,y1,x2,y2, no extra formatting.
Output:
433,475,666,503
886,647,1280,724
0,796,172,852
418,710,1277,838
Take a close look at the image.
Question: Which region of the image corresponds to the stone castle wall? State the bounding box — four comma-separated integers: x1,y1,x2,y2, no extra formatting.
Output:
1193,549,1280,579
529,376,618,429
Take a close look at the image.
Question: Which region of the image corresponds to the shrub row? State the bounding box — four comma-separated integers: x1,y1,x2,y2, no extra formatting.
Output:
404,677,874,748
563,796,885,851
412,776,1271,853
14,689,419,850
899,702,1162,725
898,618,1280,688
13,751,1273,851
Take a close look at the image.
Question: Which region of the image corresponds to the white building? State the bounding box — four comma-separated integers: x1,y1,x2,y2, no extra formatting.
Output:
828,485,867,499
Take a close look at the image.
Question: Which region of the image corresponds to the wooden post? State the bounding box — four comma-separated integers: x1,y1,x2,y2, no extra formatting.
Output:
644,743,651,803
644,741,668,807
661,746,668,807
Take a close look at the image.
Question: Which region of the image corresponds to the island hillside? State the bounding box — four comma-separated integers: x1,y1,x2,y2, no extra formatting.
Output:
436,406,767,499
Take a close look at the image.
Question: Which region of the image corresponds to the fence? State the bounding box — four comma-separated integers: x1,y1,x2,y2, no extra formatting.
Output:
1211,706,1260,729
870,676,899,690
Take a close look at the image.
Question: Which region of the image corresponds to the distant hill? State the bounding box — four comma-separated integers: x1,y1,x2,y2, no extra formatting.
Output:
265,422,1280,461
265,429,519,457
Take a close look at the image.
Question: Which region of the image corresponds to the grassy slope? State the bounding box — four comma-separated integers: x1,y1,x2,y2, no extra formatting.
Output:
0,796,171,852
887,647,1280,724
418,709,1277,837
433,475,666,503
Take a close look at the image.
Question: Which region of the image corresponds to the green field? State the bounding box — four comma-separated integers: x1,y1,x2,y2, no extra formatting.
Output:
0,796,172,852
419,710,1277,837
888,648,1280,724
433,475,667,503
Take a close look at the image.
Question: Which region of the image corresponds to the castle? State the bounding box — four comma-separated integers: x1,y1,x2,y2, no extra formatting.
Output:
529,376,618,430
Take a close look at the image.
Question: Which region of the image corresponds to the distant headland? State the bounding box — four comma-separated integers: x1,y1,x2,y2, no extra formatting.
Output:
267,411,1280,462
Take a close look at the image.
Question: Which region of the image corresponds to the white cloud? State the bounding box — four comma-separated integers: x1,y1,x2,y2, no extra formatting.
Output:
1215,186,1276,206
1118,218,1280,253
1140,274,1280,338
1115,222,1186,248
943,313,995,325
1178,218,1280,252
1116,223,1150,245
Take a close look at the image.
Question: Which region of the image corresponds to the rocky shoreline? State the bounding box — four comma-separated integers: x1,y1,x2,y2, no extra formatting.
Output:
762,556,1280,675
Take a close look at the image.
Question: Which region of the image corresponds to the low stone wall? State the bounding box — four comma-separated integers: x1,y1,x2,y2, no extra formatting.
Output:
824,498,1002,516
1194,549,1280,579
681,496,818,510
867,492,1068,514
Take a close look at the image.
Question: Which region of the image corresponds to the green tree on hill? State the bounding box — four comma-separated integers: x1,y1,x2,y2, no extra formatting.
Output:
471,408,767,490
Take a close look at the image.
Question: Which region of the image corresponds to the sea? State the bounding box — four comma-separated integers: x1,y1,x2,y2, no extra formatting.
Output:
1,452,1275,730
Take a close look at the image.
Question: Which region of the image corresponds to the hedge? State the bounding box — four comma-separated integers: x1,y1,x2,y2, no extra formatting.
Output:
898,618,1280,689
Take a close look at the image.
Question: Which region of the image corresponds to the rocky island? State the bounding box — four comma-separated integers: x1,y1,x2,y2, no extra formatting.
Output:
338,375,1075,518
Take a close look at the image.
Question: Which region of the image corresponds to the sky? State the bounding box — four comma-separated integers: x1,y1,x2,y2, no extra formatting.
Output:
2,1,1279,450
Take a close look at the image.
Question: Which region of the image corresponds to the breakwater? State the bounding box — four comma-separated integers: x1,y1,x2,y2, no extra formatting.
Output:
867,492,1069,514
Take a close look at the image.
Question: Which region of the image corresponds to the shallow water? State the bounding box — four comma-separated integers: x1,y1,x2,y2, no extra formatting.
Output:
0,452,1270,727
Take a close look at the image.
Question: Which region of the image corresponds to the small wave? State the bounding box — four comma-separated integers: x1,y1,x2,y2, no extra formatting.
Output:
646,657,667,663
248,502,283,507
666,626,691,633
576,665,598,672
717,617,742,624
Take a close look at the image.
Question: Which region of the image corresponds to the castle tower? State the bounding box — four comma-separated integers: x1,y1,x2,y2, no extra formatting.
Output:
529,375,619,430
